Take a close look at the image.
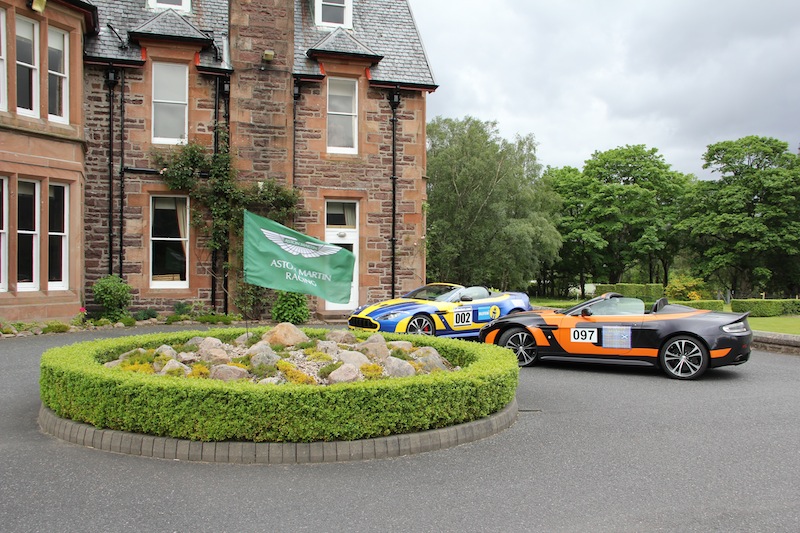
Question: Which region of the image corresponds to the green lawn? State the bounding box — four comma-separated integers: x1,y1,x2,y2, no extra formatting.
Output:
747,316,800,335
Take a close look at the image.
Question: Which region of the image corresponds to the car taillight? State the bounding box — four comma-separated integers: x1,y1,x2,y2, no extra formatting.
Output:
722,322,748,334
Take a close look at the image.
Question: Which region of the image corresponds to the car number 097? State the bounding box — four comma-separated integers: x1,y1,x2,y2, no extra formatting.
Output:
571,328,598,343
453,308,472,327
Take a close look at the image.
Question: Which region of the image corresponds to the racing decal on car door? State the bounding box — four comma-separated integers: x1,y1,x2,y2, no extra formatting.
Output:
453,307,473,327
601,326,632,349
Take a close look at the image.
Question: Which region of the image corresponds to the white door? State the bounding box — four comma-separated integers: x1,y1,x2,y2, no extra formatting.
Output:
324,201,358,310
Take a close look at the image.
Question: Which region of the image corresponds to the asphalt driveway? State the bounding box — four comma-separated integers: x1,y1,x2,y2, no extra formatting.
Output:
2,326,799,532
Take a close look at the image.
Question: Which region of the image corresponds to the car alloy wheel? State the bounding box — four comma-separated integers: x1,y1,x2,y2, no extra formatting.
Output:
407,314,435,335
660,335,709,380
498,328,538,367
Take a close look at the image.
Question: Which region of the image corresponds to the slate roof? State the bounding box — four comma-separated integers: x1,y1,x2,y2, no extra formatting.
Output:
294,0,437,90
84,0,230,71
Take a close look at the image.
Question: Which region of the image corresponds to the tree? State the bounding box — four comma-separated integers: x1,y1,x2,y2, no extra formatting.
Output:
425,117,561,290
680,136,800,297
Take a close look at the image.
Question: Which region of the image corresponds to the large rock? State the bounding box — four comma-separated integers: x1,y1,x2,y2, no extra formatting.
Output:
251,350,280,368
315,340,339,355
338,350,370,367
384,356,416,378
326,329,357,344
328,363,360,384
356,335,390,360
160,359,191,376
262,323,309,347
414,346,450,372
155,345,178,359
210,364,250,382
201,348,231,365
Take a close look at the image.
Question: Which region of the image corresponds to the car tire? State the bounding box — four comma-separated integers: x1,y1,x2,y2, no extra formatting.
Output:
659,335,709,380
498,328,538,367
407,314,435,335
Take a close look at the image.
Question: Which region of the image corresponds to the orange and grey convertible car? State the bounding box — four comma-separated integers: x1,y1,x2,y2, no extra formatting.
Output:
479,292,752,379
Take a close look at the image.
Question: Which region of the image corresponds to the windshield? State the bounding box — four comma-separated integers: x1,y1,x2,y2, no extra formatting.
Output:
403,284,462,301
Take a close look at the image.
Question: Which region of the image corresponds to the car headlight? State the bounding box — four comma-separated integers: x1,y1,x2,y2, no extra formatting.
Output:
377,311,405,321
722,322,748,334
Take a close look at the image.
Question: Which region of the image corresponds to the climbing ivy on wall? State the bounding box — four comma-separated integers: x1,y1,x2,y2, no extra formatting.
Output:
153,131,300,317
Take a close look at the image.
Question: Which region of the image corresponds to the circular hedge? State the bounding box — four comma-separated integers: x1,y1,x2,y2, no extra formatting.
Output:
39,328,519,443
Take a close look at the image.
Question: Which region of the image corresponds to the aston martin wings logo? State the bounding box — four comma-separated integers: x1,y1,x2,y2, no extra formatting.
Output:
261,228,342,258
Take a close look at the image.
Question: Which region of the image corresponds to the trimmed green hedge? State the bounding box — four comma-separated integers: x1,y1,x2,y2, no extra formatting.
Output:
595,283,664,301
732,299,800,317
671,300,725,311
39,328,519,443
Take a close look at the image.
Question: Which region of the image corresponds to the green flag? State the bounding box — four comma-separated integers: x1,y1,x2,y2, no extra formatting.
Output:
243,211,355,304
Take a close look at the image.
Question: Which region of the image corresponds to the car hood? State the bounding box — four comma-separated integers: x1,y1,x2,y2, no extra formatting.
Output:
353,298,437,316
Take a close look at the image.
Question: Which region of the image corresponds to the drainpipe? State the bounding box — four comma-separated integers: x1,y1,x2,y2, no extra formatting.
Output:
118,68,126,278
211,76,220,311
388,87,401,298
105,68,118,276
292,80,301,190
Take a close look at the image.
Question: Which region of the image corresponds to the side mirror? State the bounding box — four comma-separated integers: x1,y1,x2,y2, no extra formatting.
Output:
581,308,592,317
461,296,473,302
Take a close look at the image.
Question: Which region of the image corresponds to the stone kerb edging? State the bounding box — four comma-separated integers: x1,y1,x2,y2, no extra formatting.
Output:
39,399,518,464
752,331,800,355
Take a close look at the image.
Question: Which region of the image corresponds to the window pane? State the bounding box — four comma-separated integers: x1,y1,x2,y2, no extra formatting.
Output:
16,65,33,110
18,182,36,231
49,185,65,233
326,201,356,227
48,73,64,117
152,241,186,278
48,235,63,282
321,4,345,24
153,102,186,139
17,234,34,283
16,22,34,64
153,63,187,100
48,33,65,74
0,180,4,231
152,200,181,238
328,114,354,148
158,0,183,5
329,80,355,113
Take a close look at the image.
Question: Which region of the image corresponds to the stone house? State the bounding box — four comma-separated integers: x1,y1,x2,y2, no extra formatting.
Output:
0,0,435,322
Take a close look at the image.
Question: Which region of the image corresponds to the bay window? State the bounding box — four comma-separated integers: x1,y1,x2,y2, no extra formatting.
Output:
17,181,39,291
16,17,39,117
0,178,7,291
48,184,68,290
47,27,68,122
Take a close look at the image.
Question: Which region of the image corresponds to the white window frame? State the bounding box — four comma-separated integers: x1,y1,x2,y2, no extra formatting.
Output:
0,177,7,292
152,62,188,145
147,0,191,12
17,180,40,292
16,17,39,118
47,183,69,291
0,10,7,113
150,195,190,289
315,0,352,28
324,200,359,310
47,27,69,123
327,77,358,154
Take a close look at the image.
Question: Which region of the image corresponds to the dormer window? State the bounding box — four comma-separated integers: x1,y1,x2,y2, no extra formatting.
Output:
147,0,191,12
316,0,352,28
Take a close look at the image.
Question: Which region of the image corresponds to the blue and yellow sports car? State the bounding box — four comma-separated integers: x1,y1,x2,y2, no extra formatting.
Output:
348,283,532,338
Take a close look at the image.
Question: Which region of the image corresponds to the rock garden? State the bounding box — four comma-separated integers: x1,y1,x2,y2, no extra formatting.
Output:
40,325,519,443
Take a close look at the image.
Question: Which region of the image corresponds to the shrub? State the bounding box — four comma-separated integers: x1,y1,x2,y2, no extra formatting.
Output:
188,363,210,379
271,291,310,324
732,299,787,317
43,321,70,334
672,300,724,311
92,275,132,321
360,363,385,380
318,361,343,379
665,276,707,301
133,308,159,321
40,327,518,442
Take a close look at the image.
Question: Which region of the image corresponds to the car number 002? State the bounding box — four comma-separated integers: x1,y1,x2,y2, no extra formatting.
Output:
571,328,597,343
453,308,472,327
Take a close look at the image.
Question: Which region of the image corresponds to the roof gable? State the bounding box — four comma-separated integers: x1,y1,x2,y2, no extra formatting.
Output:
128,9,213,46
307,27,382,63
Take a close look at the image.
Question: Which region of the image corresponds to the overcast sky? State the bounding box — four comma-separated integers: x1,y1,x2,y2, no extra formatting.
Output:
407,0,800,179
